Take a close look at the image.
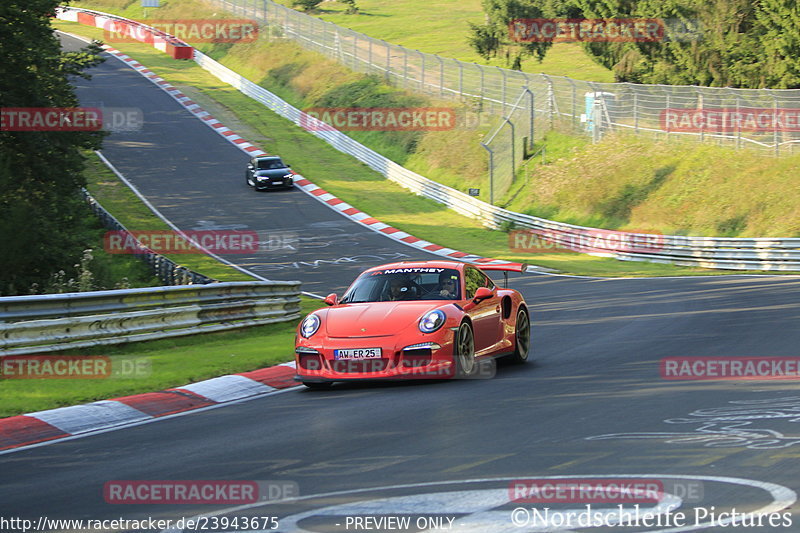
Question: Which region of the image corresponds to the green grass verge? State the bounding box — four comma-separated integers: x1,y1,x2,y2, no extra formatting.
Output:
55,19,776,277
270,0,616,82
0,297,323,417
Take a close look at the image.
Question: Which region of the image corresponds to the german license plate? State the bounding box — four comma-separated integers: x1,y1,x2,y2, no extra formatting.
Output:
334,348,382,360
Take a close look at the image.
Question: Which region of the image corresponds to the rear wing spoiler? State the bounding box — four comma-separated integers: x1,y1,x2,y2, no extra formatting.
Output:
476,263,529,273
476,263,529,288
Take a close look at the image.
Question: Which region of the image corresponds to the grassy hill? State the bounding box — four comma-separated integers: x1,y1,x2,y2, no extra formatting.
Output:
68,0,800,241
271,0,616,82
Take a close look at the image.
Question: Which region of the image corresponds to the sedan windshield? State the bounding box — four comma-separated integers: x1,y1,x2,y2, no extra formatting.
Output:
256,159,286,170
340,268,461,303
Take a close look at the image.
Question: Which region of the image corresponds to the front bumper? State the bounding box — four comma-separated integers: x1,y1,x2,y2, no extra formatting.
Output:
254,177,293,189
295,332,458,382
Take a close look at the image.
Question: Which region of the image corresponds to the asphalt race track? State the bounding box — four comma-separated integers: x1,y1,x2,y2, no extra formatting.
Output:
2,34,800,532
57,34,443,295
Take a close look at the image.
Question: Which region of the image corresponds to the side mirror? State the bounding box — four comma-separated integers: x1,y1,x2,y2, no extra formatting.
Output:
324,293,338,306
473,287,494,302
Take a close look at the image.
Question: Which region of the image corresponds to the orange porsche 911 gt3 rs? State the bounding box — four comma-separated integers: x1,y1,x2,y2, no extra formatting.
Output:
294,260,530,389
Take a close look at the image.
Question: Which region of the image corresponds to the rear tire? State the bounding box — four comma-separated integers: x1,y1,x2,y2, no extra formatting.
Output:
454,322,476,377
302,381,333,390
507,307,531,364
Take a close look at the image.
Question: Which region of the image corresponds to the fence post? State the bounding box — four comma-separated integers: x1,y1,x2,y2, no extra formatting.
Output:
498,67,507,116
772,91,780,156
353,32,358,70
697,87,704,143
568,78,577,132
384,40,391,82
734,90,741,149
437,55,444,96
368,37,372,71
528,89,535,150
457,59,463,98
542,73,554,129
477,63,485,105
509,118,516,180
418,50,426,92
665,90,671,141
481,143,494,206
403,48,408,86
633,85,639,134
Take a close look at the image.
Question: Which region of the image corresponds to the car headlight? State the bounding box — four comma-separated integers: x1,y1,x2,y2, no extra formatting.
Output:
300,314,321,338
419,310,446,333
256,175,267,181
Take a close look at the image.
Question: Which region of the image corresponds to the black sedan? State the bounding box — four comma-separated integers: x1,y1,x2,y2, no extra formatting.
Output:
245,156,294,190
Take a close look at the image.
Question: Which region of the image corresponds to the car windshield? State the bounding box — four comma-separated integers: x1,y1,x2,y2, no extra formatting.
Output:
256,159,285,170
340,268,461,303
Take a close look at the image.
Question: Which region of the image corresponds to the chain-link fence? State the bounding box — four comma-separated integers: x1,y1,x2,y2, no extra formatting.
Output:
211,0,800,201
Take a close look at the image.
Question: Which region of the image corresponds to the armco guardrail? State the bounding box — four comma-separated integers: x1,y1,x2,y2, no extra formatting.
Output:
58,7,800,271
0,282,301,356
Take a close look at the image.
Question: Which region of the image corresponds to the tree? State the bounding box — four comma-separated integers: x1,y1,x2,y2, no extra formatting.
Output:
472,0,800,88
0,0,105,295
340,0,359,14
292,0,323,12
467,0,565,69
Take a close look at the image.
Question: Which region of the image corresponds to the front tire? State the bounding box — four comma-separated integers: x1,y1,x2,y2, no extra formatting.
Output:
507,307,531,364
454,322,476,377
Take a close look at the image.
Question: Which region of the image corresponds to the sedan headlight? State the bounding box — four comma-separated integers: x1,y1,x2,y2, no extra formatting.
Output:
419,310,446,333
300,314,321,338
